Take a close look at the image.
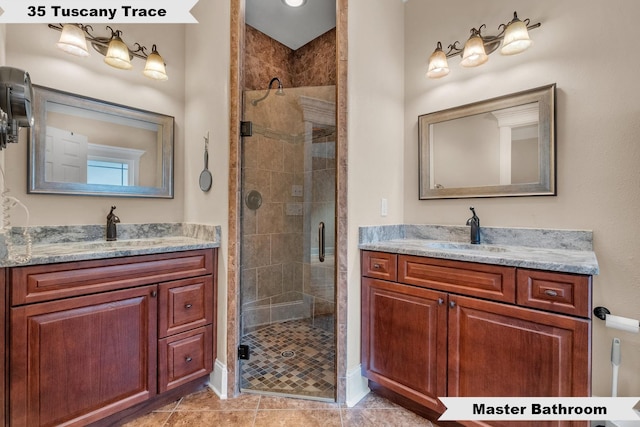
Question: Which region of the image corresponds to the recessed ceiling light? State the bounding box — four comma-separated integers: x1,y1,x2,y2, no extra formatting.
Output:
282,0,307,7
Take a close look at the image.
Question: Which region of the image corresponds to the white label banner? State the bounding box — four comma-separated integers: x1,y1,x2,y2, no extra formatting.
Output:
438,397,640,421
0,0,199,23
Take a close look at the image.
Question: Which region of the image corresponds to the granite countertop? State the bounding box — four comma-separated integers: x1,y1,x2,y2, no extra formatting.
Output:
359,225,599,275
0,223,221,268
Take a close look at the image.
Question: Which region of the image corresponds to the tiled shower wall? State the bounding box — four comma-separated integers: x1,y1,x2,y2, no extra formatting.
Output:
241,87,335,334
244,25,336,90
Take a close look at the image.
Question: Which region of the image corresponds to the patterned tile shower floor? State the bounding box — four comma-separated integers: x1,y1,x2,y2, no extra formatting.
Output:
240,319,336,400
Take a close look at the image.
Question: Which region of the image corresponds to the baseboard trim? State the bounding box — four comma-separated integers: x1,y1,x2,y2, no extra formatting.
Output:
345,364,370,407
208,358,228,399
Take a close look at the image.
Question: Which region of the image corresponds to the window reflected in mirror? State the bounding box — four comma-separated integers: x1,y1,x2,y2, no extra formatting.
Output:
29,85,174,198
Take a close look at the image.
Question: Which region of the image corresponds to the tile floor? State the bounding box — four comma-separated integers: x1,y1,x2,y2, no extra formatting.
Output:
122,386,439,426
240,319,335,400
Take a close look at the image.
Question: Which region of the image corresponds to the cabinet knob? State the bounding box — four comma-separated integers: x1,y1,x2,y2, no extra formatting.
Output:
449,301,456,308
185,303,193,309
185,356,193,363
438,298,444,305
544,289,559,297
373,263,380,269
151,290,157,298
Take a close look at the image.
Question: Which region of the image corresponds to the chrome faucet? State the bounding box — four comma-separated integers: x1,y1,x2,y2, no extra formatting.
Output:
106,206,120,241
466,206,480,244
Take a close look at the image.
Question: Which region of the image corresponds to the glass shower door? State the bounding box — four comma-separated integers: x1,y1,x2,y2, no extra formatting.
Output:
239,85,337,400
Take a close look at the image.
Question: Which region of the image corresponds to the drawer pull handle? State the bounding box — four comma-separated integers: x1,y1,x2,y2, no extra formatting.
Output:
185,356,193,363
544,289,559,297
185,303,193,309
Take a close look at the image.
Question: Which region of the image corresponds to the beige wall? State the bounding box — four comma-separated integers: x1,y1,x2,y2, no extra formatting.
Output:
3,23,185,225
347,0,406,382
184,0,231,369
403,0,640,396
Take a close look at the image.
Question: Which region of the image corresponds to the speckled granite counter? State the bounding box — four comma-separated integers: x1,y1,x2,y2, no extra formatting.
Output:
0,223,221,267
359,225,599,275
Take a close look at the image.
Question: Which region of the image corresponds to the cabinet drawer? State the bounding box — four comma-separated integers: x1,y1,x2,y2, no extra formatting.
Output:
159,276,214,338
517,269,592,317
10,249,213,306
158,325,213,392
361,251,397,281
398,255,516,303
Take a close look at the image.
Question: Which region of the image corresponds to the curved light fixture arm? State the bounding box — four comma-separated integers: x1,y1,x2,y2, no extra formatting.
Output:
48,23,160,61
439,13,540,59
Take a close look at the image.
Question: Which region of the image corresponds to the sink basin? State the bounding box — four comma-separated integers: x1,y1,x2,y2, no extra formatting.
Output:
426,242,508,253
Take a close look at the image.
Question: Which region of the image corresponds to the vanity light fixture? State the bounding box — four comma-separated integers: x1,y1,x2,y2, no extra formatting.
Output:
426,12,540,79
48,23,169,81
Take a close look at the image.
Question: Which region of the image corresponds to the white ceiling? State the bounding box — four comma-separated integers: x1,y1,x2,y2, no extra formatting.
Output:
246,0,336,50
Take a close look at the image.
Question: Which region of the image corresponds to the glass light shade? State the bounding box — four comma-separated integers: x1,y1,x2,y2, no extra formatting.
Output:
104,36,133,70
501,19,532,55
461,35,488,67
143,48,168,81
282,0,306,6
56,24,89,57
426,45,450,79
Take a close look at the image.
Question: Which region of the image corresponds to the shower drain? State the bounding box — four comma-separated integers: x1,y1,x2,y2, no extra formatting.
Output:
281,350,296,358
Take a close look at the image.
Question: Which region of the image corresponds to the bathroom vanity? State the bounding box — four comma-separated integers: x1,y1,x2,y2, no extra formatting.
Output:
359,225,599,427
1,224,220,427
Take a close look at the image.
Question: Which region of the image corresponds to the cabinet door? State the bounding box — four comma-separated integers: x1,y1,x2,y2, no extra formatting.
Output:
448,295,590,427
362,277,448,412
1,268,5,426
10,285,158,427
158,276,213,338
158,325,213,392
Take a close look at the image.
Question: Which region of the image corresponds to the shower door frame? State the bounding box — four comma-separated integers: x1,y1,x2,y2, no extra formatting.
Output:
227,0,348,403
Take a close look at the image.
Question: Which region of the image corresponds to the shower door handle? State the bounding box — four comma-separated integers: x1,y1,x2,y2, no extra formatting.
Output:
318,221,325,263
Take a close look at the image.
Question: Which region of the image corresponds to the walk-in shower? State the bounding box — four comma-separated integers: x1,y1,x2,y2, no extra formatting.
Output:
240,84,336,401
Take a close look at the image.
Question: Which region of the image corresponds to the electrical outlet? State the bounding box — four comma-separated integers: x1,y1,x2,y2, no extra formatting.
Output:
381,198,388,217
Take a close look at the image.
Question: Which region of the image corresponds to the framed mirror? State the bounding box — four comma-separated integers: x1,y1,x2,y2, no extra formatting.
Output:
418,84,555,199
29,85,174,198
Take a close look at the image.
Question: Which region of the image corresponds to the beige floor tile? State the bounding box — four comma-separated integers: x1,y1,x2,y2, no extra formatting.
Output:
258,395,340,410
253,409,342,426
349,393,402,409
176,388,261,411
342,408,435,427
165,410,257,426
121,411,172,427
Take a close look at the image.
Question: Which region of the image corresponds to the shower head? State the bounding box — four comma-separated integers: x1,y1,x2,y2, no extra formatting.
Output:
251,77,284,106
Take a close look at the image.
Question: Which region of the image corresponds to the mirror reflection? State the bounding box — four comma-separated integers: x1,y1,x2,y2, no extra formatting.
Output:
419,84,555,199
430,102,539,189
29,85,174,198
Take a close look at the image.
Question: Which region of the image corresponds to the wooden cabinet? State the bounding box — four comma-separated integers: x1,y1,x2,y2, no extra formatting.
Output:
6,249,217,427
1,268,5,427
361,251,592,427
158,276,215,392
10,286,158,427
362,277,447,412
